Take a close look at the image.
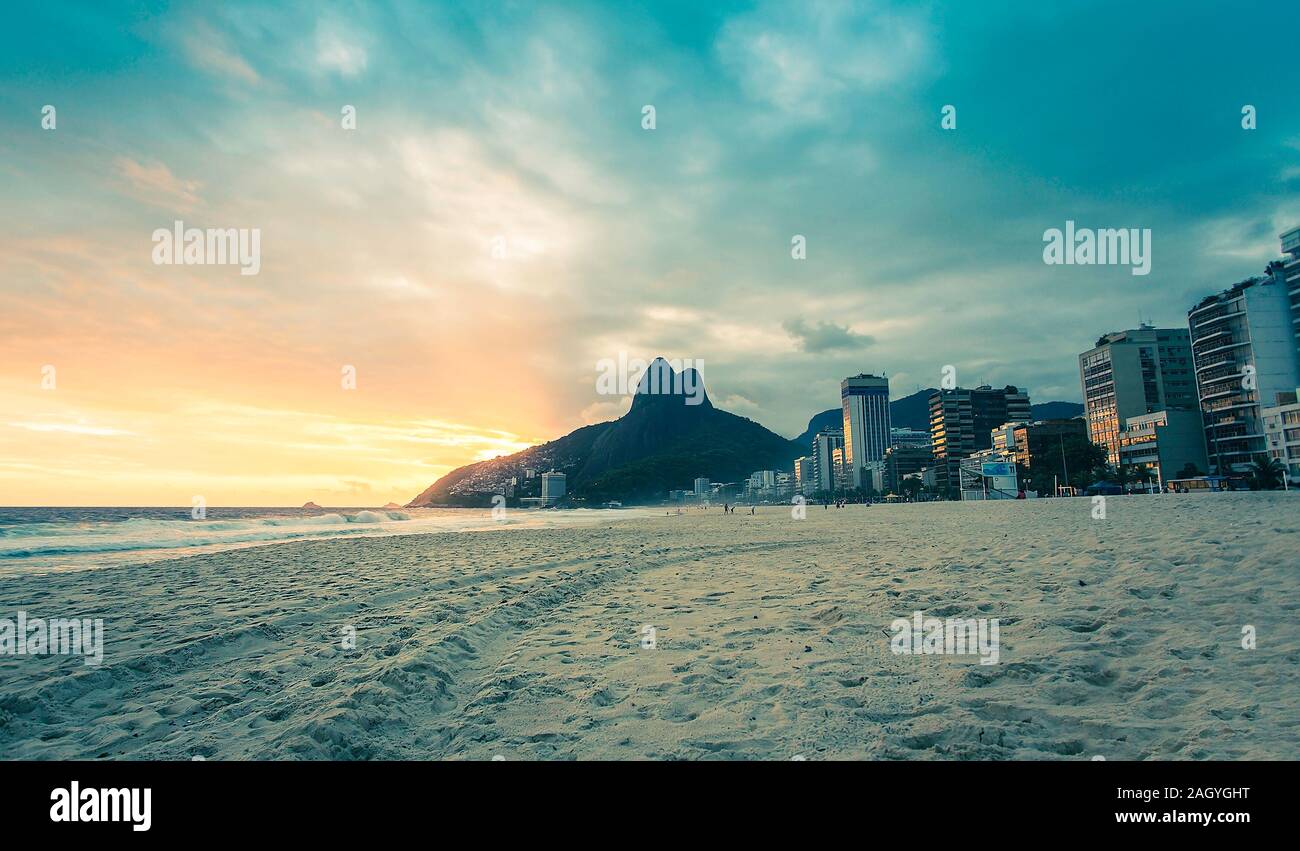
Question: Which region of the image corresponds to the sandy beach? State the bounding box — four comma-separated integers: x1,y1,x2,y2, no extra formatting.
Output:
1,494,1296,760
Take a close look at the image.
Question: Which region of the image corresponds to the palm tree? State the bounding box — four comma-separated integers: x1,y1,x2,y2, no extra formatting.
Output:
1132,466,1153,493
1249,456,1285,491
1114,464,1135,492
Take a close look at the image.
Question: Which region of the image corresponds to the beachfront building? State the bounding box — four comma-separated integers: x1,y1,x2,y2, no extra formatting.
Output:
715,482,742,502
831,447,849,491
889,427,931,448
858,460,885,496
811,428,845,494
1282,226,1300,361
958,448,1020,500
1116,409,1210,487
1188,260,1300,475
991,418,1089,481
693,477,711,497
883,444,932,495
989,421,1024,462
1262,389,1300,487
540,471,566,505
841,374,891,489
743,469,783,501
774,471,794,500
1078,325,1197,465
928,385,1031,498
792,456,814,496
920,465,938,491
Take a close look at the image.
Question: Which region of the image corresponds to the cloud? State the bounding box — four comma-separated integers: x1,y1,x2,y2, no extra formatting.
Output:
4,0,1299,496
8,421,134,437
782,318,875,353
716,0,931,120
181,23,260,84
340,479,372,495
716,394,761,416
113,157,203,211
315,27,367,77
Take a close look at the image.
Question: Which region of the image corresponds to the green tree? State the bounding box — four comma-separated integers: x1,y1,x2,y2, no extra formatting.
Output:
1065,437,1110,490
1249,456,1285,491
1132,465,1154,492
1028,434,1108,494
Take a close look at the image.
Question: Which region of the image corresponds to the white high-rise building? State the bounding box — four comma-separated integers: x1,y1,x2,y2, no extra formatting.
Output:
1263,389,1300,486
811,428,844,494
792,456,814,495
693,477,711,497
1188,256,1300,474
841,374,891,488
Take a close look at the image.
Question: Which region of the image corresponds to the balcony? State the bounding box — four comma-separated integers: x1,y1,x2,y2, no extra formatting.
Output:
1194,352,1239,372
1191,309,1242,330
1200,386,1248,402
1194,338,1251,359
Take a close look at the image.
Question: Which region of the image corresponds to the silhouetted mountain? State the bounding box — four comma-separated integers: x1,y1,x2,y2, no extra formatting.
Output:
889,388,938,431
792,390,1084,450
408,358,804,506
1030,400,1084,420
791,408,843,447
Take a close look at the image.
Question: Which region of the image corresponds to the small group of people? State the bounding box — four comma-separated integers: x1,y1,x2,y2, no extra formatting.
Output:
720,503,755,514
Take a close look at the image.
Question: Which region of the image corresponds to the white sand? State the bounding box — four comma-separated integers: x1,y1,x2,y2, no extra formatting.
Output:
1,493,1296,760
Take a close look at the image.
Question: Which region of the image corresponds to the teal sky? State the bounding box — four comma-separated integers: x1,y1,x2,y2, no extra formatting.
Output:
2,1,1298,500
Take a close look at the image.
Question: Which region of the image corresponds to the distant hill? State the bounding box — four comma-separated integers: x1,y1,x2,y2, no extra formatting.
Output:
791,408,844,447
409,358,804,506
791,390,1084,450
1030,400,1085,420
889,388,937,431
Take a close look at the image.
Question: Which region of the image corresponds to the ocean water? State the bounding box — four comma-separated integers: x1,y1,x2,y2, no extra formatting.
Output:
0,506,644,575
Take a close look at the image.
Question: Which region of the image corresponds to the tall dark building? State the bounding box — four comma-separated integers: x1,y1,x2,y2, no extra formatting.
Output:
840,374,891,488
1002,418,1088,483
928,385,1031,497
883,444,933,495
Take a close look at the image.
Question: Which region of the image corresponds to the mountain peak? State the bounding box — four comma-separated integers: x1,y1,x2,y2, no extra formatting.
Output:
630,357,711,411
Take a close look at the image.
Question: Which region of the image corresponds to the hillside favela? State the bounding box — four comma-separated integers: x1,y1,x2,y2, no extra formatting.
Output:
1,0,1296,833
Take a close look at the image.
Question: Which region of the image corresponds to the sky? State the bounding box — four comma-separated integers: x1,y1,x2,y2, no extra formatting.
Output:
1,0,1297,506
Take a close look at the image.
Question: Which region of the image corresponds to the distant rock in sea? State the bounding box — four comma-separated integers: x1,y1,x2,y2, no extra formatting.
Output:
302,501,322,510
382,502,402,510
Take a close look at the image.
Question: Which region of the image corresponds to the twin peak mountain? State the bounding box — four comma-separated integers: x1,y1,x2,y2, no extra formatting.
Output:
408,358,802,506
